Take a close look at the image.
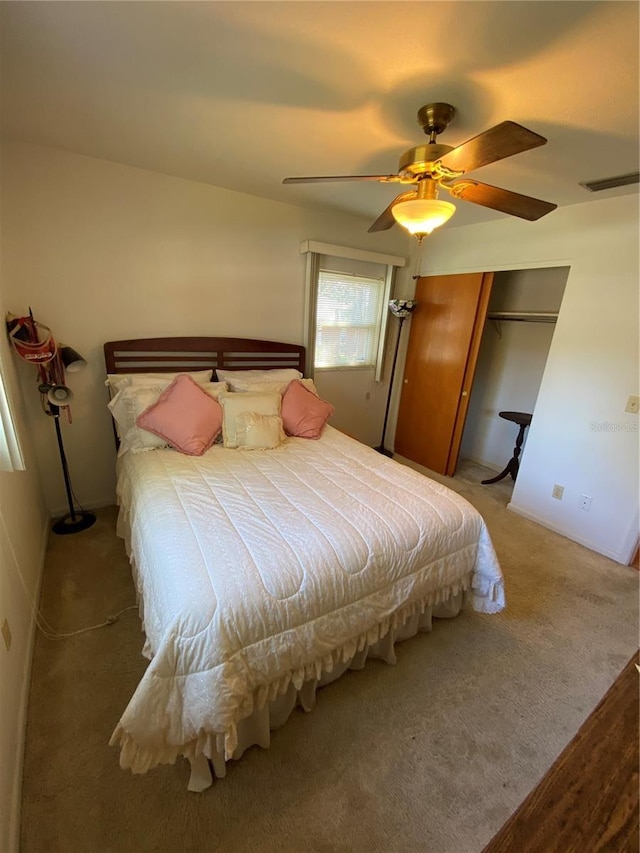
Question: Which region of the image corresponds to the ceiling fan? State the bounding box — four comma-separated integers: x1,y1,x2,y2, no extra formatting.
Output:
283,102,557,241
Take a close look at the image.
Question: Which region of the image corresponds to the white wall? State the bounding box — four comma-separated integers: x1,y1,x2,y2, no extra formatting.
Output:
1,142,410,512
314,367,391,447
411,193,639,564
0,278,49,851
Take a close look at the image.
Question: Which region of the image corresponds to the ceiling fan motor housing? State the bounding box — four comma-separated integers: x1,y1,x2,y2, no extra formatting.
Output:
399,143,455,176
417,102,456,136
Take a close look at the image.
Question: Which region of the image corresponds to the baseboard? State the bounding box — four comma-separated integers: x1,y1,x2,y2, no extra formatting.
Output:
507,502,630,565
459,454,501,474
48,495,116,518
7,516,49,853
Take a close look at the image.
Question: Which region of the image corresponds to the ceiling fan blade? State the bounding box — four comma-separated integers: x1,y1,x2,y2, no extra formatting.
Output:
368,200,398,232
446,179,557,220
439,121,547,174
283,174,398,185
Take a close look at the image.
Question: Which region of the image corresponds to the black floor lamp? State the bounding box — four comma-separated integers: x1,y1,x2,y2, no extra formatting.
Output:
7,311,97,535
42,385,97,535
374,299,417,457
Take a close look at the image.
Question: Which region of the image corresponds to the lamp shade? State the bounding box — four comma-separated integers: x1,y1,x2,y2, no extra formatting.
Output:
388,299,418,319
391,198,455,236
46,385,74,406
60,345,87,373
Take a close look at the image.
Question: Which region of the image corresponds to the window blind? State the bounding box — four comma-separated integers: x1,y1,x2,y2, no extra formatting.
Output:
315,270,385,368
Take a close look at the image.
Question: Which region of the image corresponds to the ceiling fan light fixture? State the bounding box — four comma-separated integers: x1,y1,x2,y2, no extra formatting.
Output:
391,198,456,238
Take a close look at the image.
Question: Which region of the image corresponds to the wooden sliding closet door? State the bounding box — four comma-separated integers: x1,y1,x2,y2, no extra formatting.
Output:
394,271,493,475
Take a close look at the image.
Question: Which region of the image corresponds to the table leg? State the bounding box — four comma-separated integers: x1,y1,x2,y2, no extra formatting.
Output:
481,423,528,485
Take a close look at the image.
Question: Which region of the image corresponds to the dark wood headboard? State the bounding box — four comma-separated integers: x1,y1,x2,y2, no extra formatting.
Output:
104,337,306,377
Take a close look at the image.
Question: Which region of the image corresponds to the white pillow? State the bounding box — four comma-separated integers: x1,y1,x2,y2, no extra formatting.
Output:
226,376,318,396
108,386,169,454
298,378,318,396
229,378,291,394
235,413,286,450
106,370,213,393
216,368,302,391
218,391,282,448
200,382,229,399
109,382,227,452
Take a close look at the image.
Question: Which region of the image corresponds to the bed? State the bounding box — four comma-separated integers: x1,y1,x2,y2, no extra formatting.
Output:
104,336,505,791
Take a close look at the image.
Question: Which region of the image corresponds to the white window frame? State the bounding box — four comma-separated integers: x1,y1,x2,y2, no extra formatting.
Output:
315,269,386,370
300,241,406,381
0,363,25,473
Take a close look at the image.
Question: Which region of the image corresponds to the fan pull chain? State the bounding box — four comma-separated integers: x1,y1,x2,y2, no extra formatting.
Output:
412,235,425,280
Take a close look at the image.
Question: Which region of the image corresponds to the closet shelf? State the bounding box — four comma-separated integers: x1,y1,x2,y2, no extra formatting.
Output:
487,311,558,324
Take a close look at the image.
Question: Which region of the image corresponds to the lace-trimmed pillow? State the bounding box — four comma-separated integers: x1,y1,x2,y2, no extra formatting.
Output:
235,413,286,450
218,391,282,448
136,375,223,456
108,386,170,454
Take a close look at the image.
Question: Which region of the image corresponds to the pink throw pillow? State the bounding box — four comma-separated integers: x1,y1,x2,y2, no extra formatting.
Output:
281,380,334,439
136,374,223,456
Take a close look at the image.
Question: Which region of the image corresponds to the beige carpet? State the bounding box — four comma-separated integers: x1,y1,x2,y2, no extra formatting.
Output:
20,459,638,853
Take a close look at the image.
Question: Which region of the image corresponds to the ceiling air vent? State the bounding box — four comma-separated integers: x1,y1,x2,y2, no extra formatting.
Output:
579,172,640,192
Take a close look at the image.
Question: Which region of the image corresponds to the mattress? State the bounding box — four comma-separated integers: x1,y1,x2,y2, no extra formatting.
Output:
110,426,504,779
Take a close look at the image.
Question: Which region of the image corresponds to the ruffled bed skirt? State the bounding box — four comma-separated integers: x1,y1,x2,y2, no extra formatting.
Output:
182,591,464,790
114,502,485,791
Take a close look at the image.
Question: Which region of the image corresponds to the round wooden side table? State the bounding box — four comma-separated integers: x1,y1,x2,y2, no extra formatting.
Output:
481,411,532,485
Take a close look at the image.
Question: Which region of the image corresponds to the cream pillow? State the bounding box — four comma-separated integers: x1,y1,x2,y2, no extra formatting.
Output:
299,378,319,396
230,378,291,394
229,377,318,396
106,370,213,393
216,368,301,390
235,413,286,450
200,382,229,399
219,391,282,448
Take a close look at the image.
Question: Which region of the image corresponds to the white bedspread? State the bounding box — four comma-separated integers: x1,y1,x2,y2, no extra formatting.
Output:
110,427,504,774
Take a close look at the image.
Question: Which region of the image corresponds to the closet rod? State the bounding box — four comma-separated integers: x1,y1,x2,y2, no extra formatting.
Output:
487,311,558,324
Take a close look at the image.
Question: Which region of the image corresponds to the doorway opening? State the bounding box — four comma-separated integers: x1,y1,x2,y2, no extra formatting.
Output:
456,266,570,498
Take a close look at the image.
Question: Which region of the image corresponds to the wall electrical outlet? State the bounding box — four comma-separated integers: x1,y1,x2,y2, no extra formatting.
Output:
625,395,639,414
1,619,11,652
552,484,564,500
579,494,592,512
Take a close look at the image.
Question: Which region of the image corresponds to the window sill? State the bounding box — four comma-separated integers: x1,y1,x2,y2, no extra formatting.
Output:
314,365,375,373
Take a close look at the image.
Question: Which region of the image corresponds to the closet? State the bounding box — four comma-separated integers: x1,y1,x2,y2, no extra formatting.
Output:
460,267,568,477
394,266,569,477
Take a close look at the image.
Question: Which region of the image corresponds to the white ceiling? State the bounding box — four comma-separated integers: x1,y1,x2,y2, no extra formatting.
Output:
1,1,638,230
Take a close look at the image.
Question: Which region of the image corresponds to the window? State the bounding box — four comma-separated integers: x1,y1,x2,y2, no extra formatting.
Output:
315,270,384,368
0,367,25,472
301,241,407,381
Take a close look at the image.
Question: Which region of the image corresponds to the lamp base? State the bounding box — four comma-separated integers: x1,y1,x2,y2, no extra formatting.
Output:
374,445,394,457
52,510,97,535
